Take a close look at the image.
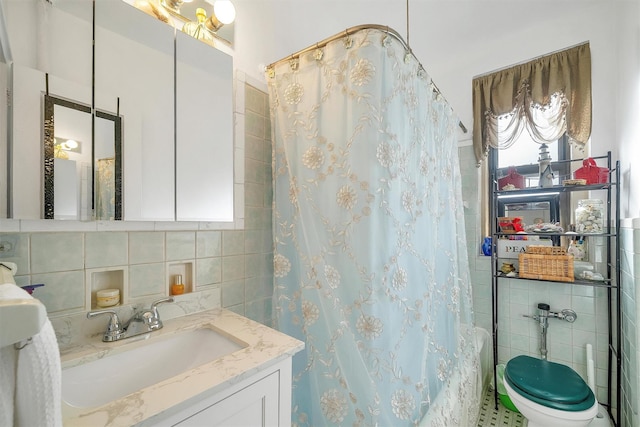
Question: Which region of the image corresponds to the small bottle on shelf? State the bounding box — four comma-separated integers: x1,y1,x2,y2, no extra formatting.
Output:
171,275,185,295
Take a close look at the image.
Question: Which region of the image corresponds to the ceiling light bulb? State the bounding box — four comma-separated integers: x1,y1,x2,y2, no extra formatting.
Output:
213,0,235,25
65,139,78,150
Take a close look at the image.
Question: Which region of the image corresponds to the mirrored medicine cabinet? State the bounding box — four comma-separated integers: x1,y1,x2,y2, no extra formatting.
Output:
1,0,234,223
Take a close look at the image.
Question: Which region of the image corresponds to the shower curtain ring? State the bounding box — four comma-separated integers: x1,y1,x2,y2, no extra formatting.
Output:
289,55,300,71
343,30,353,49
314,43,324,61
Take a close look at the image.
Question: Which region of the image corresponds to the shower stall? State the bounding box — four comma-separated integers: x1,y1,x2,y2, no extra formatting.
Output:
267,26,479,426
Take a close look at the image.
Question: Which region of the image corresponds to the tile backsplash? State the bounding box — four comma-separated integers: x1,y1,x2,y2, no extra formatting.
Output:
620,218,640,427
0,78,274,344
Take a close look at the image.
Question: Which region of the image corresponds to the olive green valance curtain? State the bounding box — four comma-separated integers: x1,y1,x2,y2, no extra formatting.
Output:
472,42,592,165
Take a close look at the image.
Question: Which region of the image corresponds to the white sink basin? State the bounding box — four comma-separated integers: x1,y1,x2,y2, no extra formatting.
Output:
62,328,246,408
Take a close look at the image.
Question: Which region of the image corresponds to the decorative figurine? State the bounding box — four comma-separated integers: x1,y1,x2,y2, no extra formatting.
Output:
538,143,554,188
482,236,492,256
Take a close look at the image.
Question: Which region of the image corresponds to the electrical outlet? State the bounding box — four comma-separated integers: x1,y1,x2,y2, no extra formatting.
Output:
0,236,17,258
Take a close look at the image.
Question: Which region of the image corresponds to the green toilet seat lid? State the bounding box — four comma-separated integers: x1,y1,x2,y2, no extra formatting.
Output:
504,355,595,412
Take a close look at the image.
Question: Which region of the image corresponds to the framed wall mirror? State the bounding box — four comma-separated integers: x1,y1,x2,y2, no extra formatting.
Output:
43,95,122,220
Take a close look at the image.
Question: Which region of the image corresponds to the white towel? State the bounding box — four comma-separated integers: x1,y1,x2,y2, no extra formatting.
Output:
0,283,62,427
0,342,17,427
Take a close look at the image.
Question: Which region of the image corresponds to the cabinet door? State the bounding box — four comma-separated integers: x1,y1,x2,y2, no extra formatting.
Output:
6,0,92,219
175,31,234,222
175,371,279,426
94,0,175,221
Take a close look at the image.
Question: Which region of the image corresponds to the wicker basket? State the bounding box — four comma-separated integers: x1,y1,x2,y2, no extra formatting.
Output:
518,247,574,282
525,246,567,256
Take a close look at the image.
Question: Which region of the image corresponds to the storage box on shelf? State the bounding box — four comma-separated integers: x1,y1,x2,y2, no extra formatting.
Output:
574,157,609,184
497,166,525,190
496,238,552,259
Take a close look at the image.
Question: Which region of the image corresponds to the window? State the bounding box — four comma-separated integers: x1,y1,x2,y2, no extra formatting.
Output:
473,43,592,242
491,133,571,188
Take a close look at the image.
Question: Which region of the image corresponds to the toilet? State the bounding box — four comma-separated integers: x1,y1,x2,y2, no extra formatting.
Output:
504,355,598,427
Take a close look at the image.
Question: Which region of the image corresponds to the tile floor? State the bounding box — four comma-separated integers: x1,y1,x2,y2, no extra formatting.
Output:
477,388,526,427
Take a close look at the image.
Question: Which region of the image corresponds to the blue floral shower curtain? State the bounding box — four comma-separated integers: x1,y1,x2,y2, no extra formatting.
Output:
267,28,479,426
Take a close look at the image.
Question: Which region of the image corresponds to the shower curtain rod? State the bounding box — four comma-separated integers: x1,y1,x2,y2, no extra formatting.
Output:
266,24,468,134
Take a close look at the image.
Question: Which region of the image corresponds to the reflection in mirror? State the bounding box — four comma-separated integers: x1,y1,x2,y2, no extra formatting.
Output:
497,194,562,245
95,111,123,220
498,195,560,225
43,95,122,220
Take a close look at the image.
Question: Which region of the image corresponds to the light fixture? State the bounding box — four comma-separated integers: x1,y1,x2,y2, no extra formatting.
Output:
63,139,79,150
204,0,235,32
161,0,193,14
182,8,215,44
54,137,82,154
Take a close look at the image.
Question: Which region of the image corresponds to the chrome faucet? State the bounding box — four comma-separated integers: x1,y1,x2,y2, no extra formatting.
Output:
87,297,175,342
86,309,126,342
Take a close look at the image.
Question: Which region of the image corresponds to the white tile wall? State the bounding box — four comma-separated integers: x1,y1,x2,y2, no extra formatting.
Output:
620,219,640,427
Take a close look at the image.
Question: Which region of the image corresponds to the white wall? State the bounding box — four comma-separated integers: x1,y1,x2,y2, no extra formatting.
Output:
232,0,407,82
615,1,640,218
233,0,638,215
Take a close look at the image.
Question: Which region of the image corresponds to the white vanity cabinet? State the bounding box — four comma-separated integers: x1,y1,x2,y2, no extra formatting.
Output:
145,358,292,427
60,311,304,427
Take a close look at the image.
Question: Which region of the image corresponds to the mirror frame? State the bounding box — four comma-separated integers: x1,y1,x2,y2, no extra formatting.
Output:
95,109,123,220
43,94,122,220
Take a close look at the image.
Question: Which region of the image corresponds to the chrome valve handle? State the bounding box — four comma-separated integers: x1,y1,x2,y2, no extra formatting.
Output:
87,309,126,342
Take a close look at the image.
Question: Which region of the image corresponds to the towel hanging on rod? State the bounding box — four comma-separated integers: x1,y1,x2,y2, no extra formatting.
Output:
0,272,62,427
0,263,47,348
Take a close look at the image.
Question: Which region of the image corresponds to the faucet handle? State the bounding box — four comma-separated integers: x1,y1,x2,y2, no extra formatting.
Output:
142,297,175,330
87,309,126,342
150,296,175,311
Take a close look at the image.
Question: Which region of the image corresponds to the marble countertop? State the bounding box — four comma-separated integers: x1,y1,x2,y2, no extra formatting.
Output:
60,308,304,426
